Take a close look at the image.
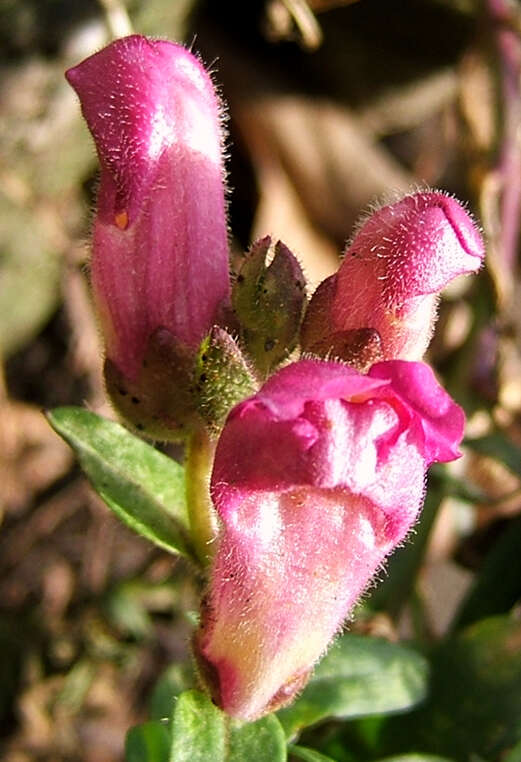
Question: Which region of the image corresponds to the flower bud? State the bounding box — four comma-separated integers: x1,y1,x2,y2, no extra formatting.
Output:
194,358,464,720
233,236,306,377
66,35,230,437
301,191,484,365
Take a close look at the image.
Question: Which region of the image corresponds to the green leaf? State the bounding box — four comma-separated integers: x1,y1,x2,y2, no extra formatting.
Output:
149,662,195,721
228,714,287,762
169,690,226,762
451,516,521,631
277,634,428,739
168,691,287,761
381,615,521,759
47,407,195,560
125,721,170,762
289,744,339,761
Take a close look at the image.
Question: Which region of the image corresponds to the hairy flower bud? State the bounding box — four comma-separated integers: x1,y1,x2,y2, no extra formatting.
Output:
194,358,464,720
66,35,230,437
301,191,484,366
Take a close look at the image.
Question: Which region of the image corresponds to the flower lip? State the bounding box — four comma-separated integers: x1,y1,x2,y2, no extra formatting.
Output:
238,359,388,421
247,359,464,466
346,190,486,299
368,360,465,463
212,358,464,503
416,191,485,263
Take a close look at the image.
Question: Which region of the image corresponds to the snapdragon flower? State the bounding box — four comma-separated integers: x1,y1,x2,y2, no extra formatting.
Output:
194,358,464,720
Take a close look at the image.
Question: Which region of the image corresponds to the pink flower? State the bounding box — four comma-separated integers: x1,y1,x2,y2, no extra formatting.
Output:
194,358,464,720
66,35,230,383
301,191,484,365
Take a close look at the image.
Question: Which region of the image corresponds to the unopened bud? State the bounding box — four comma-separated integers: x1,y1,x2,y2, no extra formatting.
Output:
66,35,231,438
233,237,306,376
302,191,485,364
194,327,256,433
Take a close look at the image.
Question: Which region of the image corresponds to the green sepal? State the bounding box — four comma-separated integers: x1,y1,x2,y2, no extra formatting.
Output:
306,327,383,372
105,327,202,442
233,236,306,377
193,327,256,432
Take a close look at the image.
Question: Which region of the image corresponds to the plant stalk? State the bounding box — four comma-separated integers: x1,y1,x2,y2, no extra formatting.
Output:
185,426,218,567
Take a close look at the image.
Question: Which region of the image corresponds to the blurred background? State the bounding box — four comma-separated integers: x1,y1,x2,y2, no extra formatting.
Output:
1,0,521,760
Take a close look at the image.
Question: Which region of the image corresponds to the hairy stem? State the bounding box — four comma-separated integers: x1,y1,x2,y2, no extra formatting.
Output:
185,426,218,567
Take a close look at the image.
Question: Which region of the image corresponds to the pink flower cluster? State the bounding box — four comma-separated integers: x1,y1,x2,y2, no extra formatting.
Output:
67,35,484,721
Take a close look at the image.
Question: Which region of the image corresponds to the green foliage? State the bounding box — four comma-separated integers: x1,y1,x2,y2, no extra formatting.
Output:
228,713,287,762
169,690,227,761
125,722,170,762
46,407,196,561
380,615,521,759
277,634,428,740
504,738,521,762
149,662,195,721
168,690,287,761
131,689,289,761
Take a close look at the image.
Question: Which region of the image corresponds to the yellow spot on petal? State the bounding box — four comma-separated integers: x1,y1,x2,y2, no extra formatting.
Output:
114,210,128,230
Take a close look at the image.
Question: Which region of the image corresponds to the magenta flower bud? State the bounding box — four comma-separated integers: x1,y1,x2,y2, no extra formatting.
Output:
301,191,484,364
194,358,464,720
66,35,230,398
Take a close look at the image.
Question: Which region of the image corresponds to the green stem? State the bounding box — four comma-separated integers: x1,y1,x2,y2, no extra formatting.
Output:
185,426,218,567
